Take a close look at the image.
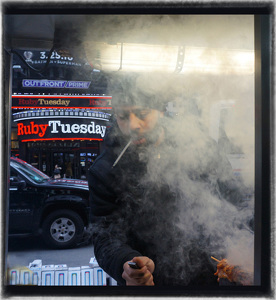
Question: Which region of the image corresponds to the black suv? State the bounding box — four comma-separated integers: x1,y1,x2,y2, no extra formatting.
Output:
9,157,91,249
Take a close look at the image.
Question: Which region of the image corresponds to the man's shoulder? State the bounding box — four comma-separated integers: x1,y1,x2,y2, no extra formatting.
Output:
90,150,114,175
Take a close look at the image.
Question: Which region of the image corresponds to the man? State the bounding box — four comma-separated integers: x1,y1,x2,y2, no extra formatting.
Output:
88,74,254,286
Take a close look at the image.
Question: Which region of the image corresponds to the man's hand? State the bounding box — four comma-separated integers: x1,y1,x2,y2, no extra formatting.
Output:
213,258,253,285
122,256,155,286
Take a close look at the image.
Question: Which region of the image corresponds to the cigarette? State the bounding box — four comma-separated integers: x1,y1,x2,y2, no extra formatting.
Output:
211,256,221,262
112,139,132,168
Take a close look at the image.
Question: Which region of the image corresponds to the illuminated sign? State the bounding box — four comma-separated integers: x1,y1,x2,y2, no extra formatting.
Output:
13,110,111,142
15,50,82,67
15,118,107,142
12,95,112,109
22,80,91,89
66,81,91,89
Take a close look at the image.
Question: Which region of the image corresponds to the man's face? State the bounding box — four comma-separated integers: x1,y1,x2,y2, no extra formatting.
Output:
115,106,164,146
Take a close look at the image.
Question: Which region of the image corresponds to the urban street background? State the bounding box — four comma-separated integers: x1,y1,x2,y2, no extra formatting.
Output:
6,236,94,270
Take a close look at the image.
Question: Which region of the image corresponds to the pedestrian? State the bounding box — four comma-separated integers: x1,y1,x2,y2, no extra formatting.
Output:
65,161,73,178
53,164,62,179
88,73,254,286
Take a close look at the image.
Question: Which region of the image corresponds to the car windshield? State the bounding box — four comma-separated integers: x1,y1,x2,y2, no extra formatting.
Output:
10,159,50,183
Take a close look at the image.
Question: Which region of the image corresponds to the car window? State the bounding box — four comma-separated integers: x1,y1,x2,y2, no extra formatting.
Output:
10,159,49,184
10,169,18,178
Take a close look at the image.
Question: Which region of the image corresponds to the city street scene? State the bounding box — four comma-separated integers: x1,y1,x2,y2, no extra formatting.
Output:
7,236,94,269
2,6,272,299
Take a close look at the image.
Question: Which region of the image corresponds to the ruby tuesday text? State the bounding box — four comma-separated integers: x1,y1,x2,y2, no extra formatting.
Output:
17,120,107,137
15,98,110,107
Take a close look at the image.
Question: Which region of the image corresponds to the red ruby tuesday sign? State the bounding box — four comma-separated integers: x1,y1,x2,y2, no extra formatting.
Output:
16,118,108,141
12,95,112,109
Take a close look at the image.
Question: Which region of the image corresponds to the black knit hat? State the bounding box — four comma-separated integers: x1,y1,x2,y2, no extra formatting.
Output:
107,73,168,111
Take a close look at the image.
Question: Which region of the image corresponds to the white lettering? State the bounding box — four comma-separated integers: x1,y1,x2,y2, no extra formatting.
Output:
71,124,80,133
101,126,106,137
95,125,101,135
87,122,95,134
60,123,71,133
80,124,88,134
47,120,106,137
48,120,60,133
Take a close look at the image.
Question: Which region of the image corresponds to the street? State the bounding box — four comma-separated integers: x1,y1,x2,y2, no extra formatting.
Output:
6,236,94,270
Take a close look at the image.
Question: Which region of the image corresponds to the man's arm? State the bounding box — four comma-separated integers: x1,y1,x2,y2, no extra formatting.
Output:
88,157,143,285
91,212,143,285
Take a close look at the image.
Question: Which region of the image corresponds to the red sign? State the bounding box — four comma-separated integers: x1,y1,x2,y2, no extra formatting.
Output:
15,118,108,142
12,95,112,110
18,122,49,137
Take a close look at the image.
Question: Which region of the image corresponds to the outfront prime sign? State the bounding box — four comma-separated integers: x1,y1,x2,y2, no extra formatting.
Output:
22,80,91,89
13,111,110,142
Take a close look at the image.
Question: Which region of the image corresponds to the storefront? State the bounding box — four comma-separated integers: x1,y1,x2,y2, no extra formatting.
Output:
19,139,100,179
11,95,112,179
10,45,112,179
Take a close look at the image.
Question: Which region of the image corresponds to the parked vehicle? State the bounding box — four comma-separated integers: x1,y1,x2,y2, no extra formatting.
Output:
8,157,91,249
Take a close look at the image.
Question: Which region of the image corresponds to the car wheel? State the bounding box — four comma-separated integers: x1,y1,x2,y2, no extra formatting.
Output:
42,209,84,249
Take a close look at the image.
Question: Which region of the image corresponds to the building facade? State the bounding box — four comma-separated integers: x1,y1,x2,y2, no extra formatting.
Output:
11,48,112,179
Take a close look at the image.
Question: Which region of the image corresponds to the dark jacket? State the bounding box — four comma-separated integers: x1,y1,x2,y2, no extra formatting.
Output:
88,117,253,286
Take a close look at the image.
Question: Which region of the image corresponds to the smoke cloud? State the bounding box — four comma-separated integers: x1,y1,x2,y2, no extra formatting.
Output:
86,15,255,284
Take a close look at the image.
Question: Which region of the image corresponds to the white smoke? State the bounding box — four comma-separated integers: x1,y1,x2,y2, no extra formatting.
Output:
86,15,255,283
